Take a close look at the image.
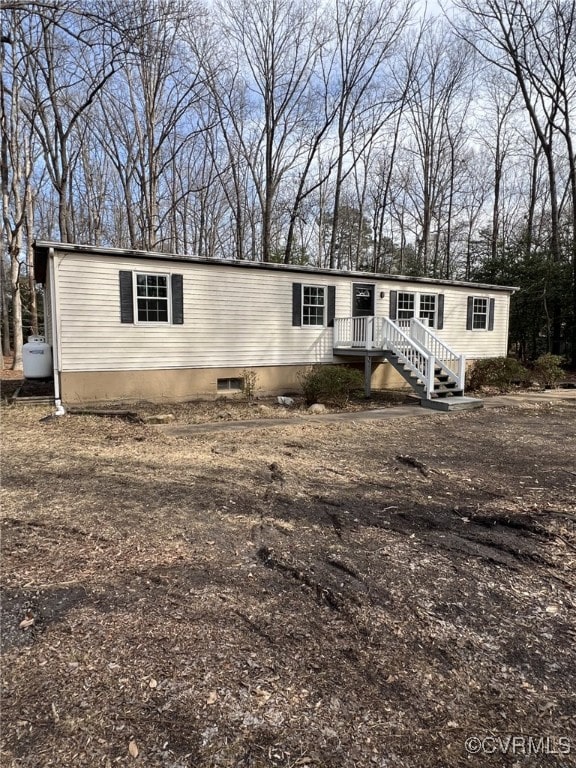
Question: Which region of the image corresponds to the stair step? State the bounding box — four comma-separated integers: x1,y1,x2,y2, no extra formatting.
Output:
435,393,464,399
383,347,469,409
420,396,483,412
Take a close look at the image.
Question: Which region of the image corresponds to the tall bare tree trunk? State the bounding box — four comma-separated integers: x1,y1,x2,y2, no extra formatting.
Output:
25,177,38,334
0,256,11,358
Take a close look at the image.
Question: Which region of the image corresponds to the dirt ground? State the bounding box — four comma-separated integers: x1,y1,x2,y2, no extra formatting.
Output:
1,374,576,766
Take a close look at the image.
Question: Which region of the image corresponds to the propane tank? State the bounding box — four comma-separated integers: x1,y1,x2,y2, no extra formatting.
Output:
22,335,53,379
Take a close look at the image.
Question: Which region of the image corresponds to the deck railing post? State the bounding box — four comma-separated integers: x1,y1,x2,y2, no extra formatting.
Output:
337,318,343,347
366,317,374,350
458,354,466,391
364,354,372,397
427,355,435,398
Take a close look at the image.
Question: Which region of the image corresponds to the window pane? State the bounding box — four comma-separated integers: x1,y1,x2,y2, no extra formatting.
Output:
398,292,415,319
135,273,170,322
419,294,435,312
302,286,325,325
419,294,436,327
472,298,488,329
473,298,486,313
217,378,243,391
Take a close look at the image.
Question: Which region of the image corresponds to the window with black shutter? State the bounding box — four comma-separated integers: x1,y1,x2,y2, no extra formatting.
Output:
292,283,335,327
466,296,495,331
119,271,184,324
389,290,444,329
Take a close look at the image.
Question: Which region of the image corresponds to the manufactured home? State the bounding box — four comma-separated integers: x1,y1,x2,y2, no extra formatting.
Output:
33,242,516,409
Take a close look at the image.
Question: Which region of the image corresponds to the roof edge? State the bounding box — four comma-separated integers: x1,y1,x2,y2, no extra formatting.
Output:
33,241,518,293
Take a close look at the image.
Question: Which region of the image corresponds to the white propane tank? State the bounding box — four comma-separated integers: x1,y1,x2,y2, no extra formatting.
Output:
22,335,53,379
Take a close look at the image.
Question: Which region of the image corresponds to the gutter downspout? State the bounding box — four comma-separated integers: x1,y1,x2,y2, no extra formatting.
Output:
48,247,65,416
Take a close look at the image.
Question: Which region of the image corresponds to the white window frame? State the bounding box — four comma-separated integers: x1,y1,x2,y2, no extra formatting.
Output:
134,272,171,324
418,293,437,328
471,296,489,330
397,291,438,328
397,291,416,321
302,285,326,327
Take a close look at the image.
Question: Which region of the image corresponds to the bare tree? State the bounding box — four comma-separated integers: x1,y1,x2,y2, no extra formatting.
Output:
454,0,576,356
400,22,473,276
210,0,323,263
326,0,414,268
1,9,37,367
17,4,120,242
368,29,424,274
475,75,520,263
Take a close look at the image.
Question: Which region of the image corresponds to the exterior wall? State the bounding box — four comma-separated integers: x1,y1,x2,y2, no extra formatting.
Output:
373,284,510,359
55,255,344,372
410,286,509,359
53,252,510,371
48,247,512,403
59,361,410,404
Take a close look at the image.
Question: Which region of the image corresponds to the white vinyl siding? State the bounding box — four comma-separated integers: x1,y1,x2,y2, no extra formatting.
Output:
55,257,347,372
382,285,507,359
52,252,511,373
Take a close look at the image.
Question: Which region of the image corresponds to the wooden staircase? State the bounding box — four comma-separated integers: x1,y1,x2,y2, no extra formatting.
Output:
333,315,483,411
383,351,483,411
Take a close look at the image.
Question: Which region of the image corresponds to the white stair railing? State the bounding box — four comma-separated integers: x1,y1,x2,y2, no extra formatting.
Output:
376,317,435,396
334,316,375,349
334,315,466,398
335,315,434,395
407,318,465,391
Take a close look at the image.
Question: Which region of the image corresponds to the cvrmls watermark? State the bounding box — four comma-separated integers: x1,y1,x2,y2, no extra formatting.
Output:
465,735,571,756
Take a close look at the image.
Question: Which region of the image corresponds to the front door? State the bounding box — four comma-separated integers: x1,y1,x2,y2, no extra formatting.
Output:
352,283,375,317
352,283,375,346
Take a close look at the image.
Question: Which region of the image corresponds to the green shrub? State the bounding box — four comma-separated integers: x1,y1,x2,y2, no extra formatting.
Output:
299,365,364,406
468,357,529,392
531,354,565,389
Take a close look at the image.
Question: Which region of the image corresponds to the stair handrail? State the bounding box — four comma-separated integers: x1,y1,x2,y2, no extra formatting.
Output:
377,317,435,397
408,318,466,391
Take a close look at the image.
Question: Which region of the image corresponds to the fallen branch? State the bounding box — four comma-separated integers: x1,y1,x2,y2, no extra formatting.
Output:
396,454,431,477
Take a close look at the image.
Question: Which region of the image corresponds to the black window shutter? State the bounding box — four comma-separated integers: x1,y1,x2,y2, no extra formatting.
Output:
436,294,444,330
488,298,495,331
119,271,134,323
466,296,474,330
171,274,184,324
389,290,397,320
327,285,336,327
292,283,302,326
